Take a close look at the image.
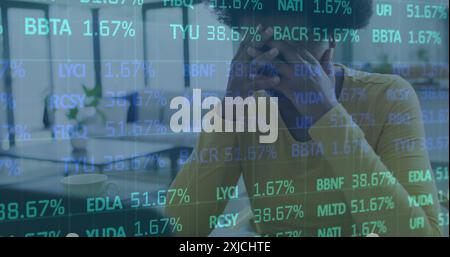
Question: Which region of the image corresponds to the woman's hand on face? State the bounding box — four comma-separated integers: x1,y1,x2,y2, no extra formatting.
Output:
248,40,339,123
225,25,281,98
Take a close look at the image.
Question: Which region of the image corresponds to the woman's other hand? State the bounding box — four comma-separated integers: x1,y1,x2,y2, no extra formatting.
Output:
225,25,281,98
248,40,338,123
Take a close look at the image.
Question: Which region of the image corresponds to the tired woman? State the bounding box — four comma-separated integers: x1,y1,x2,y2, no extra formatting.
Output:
166,0,442,237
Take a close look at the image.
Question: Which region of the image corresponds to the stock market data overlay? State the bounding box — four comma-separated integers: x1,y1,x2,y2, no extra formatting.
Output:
0,0,448,238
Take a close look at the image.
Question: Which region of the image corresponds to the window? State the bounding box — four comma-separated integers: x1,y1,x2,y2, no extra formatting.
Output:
187,4,233,91
99,7,145,93
0,7,7,147
6,6,52,146
0,9,3,58
144,5,184,92
142,3,235,93
351,3,449,64
350,2,449,164
50,5,97,125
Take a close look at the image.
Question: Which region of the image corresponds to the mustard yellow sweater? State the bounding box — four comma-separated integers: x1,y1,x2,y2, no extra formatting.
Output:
166,66,442,237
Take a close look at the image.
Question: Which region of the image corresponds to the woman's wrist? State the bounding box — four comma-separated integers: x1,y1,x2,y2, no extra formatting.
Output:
309,99,338,124
284,88,338,125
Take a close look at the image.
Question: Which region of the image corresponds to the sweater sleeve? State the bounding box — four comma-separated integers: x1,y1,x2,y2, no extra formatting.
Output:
308,77,442,236
165,129,242,236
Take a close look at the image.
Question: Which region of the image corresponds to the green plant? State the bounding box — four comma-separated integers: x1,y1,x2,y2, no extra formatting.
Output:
417,48,430,63
372,52,393,74
66,84,106,126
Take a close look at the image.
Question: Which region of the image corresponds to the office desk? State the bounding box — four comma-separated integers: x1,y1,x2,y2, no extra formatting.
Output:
0,138,173,167
0,138,192,178
0,138,194,236
0,165,173,237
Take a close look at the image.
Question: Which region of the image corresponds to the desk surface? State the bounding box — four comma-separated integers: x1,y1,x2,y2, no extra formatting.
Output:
0,138,174,166
87,122,199,148
1,170,168,201
0,167,172,237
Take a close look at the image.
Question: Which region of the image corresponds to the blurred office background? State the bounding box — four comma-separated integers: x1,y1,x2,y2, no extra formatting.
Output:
0,0,448,236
